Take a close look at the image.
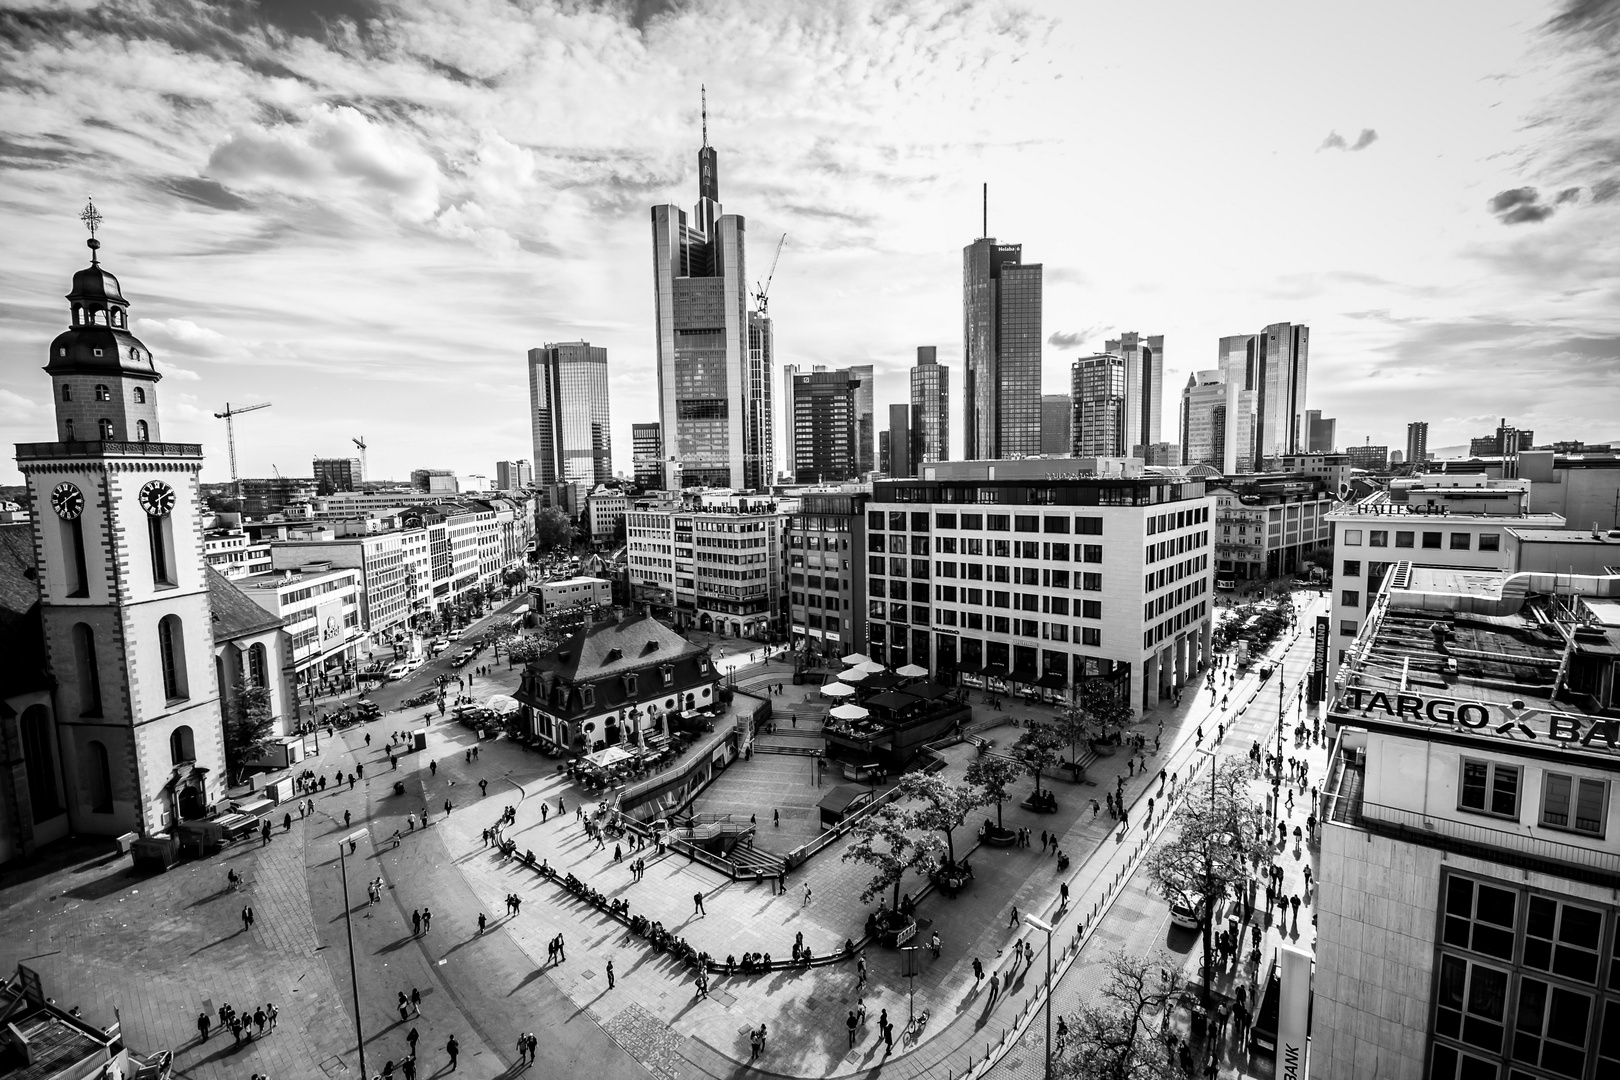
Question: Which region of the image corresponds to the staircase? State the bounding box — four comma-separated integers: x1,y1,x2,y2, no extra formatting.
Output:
753,706,825,757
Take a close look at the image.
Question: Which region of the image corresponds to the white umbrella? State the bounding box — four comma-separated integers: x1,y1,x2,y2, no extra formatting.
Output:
821,682,856,698
830,704,870,721
482,694,521,715
841,652,871,665
855,660,887,675
896,664,928,678
838,668,870,684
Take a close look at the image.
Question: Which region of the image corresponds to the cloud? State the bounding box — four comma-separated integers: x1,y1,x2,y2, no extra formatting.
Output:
1318,128,1378,152
1048,325,1109,350
1488,186,1557,224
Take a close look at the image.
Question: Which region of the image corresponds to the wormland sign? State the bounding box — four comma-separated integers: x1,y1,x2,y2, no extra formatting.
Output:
1334,687,1620,756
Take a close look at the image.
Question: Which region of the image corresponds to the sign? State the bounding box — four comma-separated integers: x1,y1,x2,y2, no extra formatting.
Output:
317,598,345,644
1277,945,1312,1080
1334,687,1619,756
1313,616,1329,675
16,963,44,1006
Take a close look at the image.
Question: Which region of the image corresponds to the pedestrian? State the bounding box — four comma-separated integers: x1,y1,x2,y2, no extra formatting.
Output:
1060,881,1070,908
479,779,488,797
988,970,1000,1004
477,912,486,934
541,802,548,823
803,881,813,906
749,1028,761,1062
445,1035,459,1072
525,1032,537,1064
407,1027,419,1056
1290,894,1301,920
283,811,292,832
430,760,437,776
344,808,352,828
242,905,255,931
1008,904,1019,928
607,959,615,989
253,1006,266,1034
773,808,780,827
1039,829,1048,852
857,952,868,988
846,1010,858,1048
267,1001,278,1031
694,891,705,916
444,798,452,816
412,908,422,936
882,1012,894,1053
197,1011,210,1042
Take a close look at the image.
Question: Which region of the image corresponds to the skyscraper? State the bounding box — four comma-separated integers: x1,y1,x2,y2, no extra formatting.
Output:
1306,410,1337,453
650,108,771,489
528,342,612,488
1106,331,1164,456
313,456,362,494
786,368,861,483
851,364,874,476
963,237,1042,459
1218,324,1309,469
1070,354,1126,456
494,460,532,490
632,423,662,487
888,403,912,478
909,346,949,466
1040,394,1072,456
1181,370,1255,474
1406,421,1429,468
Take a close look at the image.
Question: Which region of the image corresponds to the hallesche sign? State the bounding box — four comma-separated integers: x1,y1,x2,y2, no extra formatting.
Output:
1335,687,1619,753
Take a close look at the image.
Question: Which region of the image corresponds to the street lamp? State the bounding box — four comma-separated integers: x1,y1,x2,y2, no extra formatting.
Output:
336,828,370,1080
1026,913,1055,1080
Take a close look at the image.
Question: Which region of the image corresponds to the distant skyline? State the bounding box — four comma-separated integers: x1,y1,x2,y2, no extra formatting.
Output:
2,0,1618,486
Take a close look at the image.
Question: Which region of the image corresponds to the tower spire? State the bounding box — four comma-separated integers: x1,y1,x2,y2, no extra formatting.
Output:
701,84,708,149
80,196,103,264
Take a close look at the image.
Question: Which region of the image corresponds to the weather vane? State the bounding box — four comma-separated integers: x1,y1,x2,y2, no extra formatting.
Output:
80,197,103,262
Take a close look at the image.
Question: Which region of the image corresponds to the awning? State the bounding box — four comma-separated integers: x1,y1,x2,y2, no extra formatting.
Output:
482,694,521,714
1036,671,1068,689
954,661,984,675
1011,669,1040,685
896,664,929,678
583,745,635,771
981,663,1010,679
829,703,870,721
820,682,856,698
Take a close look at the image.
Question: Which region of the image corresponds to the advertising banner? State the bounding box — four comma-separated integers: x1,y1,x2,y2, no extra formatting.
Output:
1278,944,1312,1080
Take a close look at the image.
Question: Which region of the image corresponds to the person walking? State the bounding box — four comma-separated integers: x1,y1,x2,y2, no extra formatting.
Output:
881,1010,894,1053
412,908,422,936
988,970,1001,1005
409,987,422,1016
266,1001,278,1031
196,1011,210,1042
1008,904,1019,929
525,1032,537,1064
253,1006,267,1035
972,957,984,986
773,808,780,827
606,959,615,989
846,1010,858,1048
444,1034,459,1072
344,808,352,828
406,1027,419,1057
422,906,433,933
803,881,813,906
693,891,705,916
242,905,255,932
477,912,487,935
398,992,410,1022
748,1027,762,1062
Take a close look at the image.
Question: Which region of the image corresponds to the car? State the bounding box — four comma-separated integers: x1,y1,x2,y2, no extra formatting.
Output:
1168,899,1204,930
386,663,409,680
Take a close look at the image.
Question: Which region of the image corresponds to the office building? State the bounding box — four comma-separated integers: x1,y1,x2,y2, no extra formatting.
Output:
1071,354,1127,457
237,561,364,689
632,423,663,488
786,491,870,661
1323,475,1565,687
494,459,533,491
861,457,1214,713
1517,448,1620,529
313,456,363,494
1391,451,1405,467
625,494,784,639
1405,422,1430,468
528,341,612,489
784,367,862,483
1041,394,1072,456
748,310,776,486
409,469,458,496
1106,332,1164,455
463,473,489,493
1180,369,1255,475
650,119,771,490
268,534,411,650
1346,444,1390,471
1219,324,1310,468
586,485,628,545
1469,418,1535,459
241,476,318,517
909,346,949,466
1307,410,1338,454
851,364,874,477
1313,563,1620,1080
533,575,613,617
1136,442,1179,467
1210,473,1335,581
878,430,892,475
963,237,1042,459
888,403,912,478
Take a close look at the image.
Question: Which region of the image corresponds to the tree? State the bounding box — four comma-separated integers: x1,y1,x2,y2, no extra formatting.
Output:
964,753,1023,832
842,802,943,913
502,565,529,589
534,507,572,552
894,772,985,869
1145,756,1265,1007
1070,677,1134,748
1014,720,1066,794
223,682,276,784
1055,950,1181,1080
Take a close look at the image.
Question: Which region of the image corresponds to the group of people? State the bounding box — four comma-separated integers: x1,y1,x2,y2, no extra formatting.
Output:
197,1001,276,1045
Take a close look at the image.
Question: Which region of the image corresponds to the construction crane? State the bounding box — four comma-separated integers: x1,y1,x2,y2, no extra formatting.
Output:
352,436,368,482
213,400,272,509
753,232,787,315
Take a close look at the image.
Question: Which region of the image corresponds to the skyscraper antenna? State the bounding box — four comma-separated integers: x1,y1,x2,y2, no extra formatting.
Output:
701,84,708,148
982,183,987,238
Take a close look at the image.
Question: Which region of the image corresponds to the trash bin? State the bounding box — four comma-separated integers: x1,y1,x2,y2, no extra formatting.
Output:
393,781,406,796
412,730,427,752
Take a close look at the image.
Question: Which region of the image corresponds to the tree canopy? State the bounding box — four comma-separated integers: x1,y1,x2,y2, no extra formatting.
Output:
534,507,573,551
1055,950,1181,1080
223,682,277,784
842,802,942,910
1013,720,1067,793
893,772,985,868
964,752,1023,830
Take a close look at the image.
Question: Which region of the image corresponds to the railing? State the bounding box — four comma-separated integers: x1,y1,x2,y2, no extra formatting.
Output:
1347,795,1620,883
16,439,203,459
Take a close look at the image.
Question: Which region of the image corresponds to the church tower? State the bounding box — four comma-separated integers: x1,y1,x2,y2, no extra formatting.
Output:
14,203,225,838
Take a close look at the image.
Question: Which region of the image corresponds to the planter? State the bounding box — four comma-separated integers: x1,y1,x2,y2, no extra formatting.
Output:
875,913,918,948
1021,792,1059,814
982,826,1018,848
1090,739,1118,757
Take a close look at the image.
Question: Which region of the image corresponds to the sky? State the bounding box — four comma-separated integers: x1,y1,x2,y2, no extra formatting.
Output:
2,0,1618,487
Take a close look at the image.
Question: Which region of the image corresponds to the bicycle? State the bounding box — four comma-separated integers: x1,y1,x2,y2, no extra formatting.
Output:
904,1009,930,1042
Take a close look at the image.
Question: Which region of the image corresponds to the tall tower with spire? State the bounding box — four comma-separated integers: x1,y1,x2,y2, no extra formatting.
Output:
649,91,771,489
13,203,226,840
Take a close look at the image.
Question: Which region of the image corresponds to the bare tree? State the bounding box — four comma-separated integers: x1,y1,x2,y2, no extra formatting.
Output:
1145,755,1265,1006
1054,950,1181,1080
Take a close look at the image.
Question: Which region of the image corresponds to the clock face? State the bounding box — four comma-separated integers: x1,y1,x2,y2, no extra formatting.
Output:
50,482,84,520
138,480,176,518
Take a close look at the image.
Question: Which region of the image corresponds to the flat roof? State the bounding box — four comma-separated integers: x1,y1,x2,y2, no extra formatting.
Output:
1507,528,1620,545
541,576,608,587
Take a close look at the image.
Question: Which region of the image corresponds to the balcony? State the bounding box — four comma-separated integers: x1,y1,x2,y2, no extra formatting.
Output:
16,440,203,460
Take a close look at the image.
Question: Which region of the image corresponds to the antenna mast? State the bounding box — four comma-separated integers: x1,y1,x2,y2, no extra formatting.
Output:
982,183,987,238
701,84,708,148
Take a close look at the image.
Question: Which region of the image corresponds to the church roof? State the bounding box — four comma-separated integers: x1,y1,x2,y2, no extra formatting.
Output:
207,567,284,642
536,613,704,683
0,523,50,703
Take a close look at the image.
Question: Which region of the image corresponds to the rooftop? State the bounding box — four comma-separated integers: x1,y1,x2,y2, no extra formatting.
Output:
206,567,285,641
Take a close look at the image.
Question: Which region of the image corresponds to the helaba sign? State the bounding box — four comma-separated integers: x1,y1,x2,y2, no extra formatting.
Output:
1336,687,1619,754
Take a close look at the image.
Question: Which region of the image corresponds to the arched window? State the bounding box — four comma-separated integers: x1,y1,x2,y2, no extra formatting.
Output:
94,384,110,401
72,307,82,325
113,311,124,328
62,384,72,402
72,623,102,715
91,310,107,326
133,386,145,403
136,420,149,442
64,418,75,441
249,642,268,687
169,724,195,765
98,418,114,440
20,705,61,819
87,740,113,813
158,615,189,701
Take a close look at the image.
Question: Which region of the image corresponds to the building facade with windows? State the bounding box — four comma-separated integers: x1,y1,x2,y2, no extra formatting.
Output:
528,341,612,489
624,496,783,640
910,346,949,467
964,238,1042,460
1072,354,1127,457
313,456,363,493
1324,477,1565,687
861,458,1215,713
1313,563,1620,1080
494,459,533,491
1106,331,1164,457
236,562,363,689
1210,474,1335,581
783,367,862,483
632,423,663,488
786,492,869,661
268,535,409,651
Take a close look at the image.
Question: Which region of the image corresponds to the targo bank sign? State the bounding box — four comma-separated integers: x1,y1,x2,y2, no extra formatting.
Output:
1334,687,1619,757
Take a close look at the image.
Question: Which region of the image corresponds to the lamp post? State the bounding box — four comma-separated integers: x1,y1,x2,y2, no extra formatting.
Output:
336,828,370,1080
1274,662,1286,824
1026,913,1055,1080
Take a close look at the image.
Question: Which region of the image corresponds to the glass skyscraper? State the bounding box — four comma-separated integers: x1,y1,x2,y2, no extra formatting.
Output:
1106,331,1165,456
528,342,611,487
909,346,949,466
963,238,1042,460
1070,354,1126,456
785,367,861,483
650,125,771,490
1219,324,1309,469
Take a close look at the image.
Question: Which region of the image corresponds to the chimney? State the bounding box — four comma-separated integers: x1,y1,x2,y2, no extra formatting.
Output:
1429,621,1450,655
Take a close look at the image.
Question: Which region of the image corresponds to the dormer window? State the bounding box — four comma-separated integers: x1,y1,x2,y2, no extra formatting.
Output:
661,665,674,686
605,648,623,663
580,685,595,708
624,674,638,696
